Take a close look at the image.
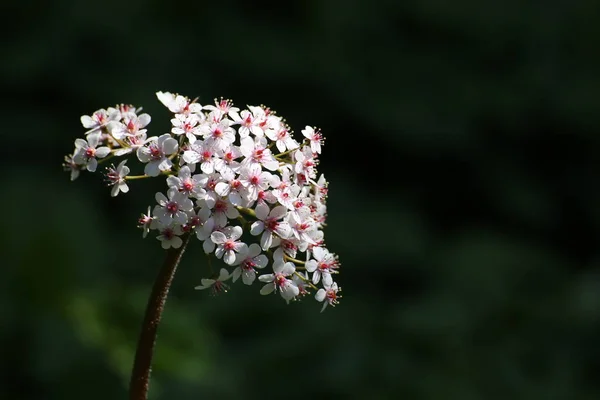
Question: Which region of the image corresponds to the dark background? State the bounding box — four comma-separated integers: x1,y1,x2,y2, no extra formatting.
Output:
2,0,600,399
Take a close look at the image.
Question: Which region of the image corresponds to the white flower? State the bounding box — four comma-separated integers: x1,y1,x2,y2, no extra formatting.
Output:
153,188,194,226
137,133,178,177
238,163,274,203
183,141,218,174
315,282,341,312
214,145,242,177
138,206,155,238
305,247,338,286
73,134,111,172
170,113,203,143
231,243,268,285
239,136,279,171
258,260,299,302
105,160,130,197
210,225,248,265
194,268,231,295
266,126,299,153
202,118,236,151
203,98,240,119
294,145,317,179
156,224,184,249
250,202,291,250
156,91,203,115
63,154,81,181
231,109,263,138
80,108,120,134
166,166,206,198
209,198,240,227
301,126,323,154
109,113,151,140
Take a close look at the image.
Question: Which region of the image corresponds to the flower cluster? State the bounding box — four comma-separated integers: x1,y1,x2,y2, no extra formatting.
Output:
64,92,341,311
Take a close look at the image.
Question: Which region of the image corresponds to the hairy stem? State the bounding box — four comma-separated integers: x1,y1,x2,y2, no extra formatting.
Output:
129,233,191,400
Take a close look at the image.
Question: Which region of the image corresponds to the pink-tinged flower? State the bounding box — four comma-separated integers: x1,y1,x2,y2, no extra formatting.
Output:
156,91,203,115
73,134,111,172
138,206,155,238
214,175,244,207
183,207,213,235
214,145,242,177
239,136,279,171
104,160,130,197
170,113,203,143
194,268,230,295
202,98,240,119
209,198,240,228
301,126,323,154
232,244,268,285
315,282,341,312
112,131,154,156
294,146,317,179
266,125,299,153
108,113,151,140
156,224,184,249
80,108,120,134
231,108,264,138
183,141,218,174
305,247,339,286
137,133,178,177
238,163,274,203
153,188,194,226
63,154,81,181
196,173,224,209
291,271,310,297
250,202,292,250
211,226,248,265
287,213,317,245
258,260,299,302
201,118,236,151
166,166,206,199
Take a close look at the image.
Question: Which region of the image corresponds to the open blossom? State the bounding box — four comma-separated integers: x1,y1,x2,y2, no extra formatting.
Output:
315,282,341,312
305,246,338,286
65,91,341,311
109,113,151,140
166,166,206,198
137,133,178,177
73,134,111,172
80,107,120,134
210,225,248,265
232,244,268,285
156,224,184,249
250,203,291,250
301,126,323,154
258,259,299,302
105,160,130,197
154,188,194,225
194,268,230,295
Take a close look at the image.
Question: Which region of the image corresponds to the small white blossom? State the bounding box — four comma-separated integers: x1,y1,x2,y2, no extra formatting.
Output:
258,259,299,302
194,268,230,295
137,133,178,177
105,160,130,197
153,188,194,226
73,134,111,172
315,282,341,312
210,225,248,265
156,224,184,249
232,243,268,285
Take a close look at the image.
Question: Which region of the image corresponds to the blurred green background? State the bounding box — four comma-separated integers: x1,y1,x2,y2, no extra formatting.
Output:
2,0,600,399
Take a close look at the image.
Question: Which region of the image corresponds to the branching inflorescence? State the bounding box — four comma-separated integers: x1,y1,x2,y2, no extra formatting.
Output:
64,92,341,311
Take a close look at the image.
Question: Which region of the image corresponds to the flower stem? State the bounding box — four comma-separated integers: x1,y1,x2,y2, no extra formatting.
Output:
129,233,191,400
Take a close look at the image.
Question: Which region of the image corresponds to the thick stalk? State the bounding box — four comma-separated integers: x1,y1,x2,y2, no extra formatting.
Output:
129,233,191,400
